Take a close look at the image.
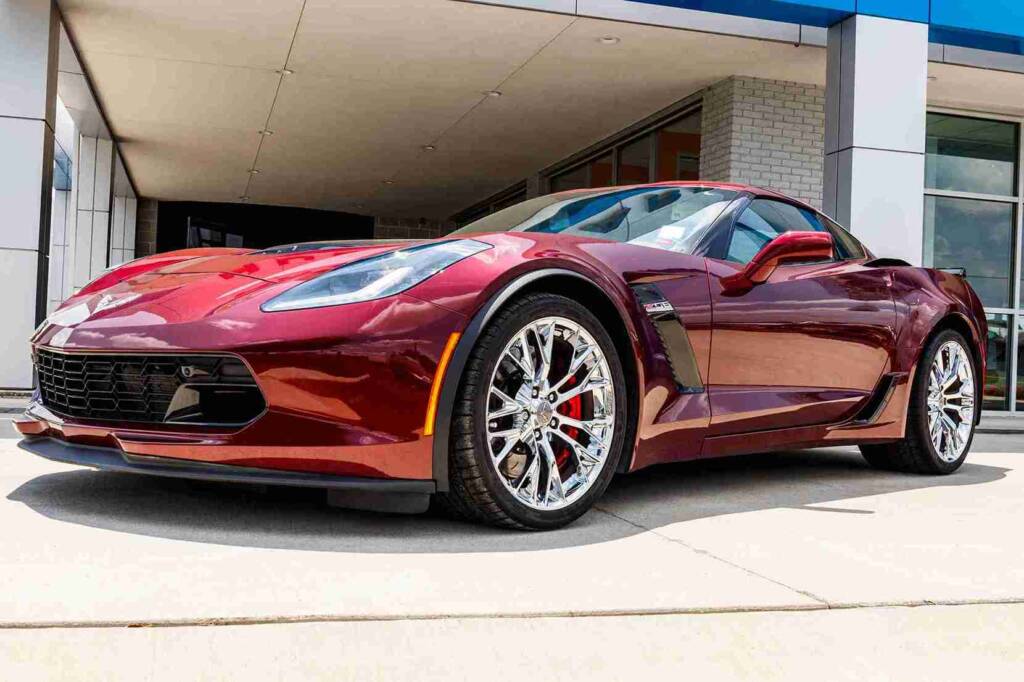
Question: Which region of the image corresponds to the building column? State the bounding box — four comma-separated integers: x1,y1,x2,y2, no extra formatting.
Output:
0,0,58,388
824,14,928,264
67,134,114,290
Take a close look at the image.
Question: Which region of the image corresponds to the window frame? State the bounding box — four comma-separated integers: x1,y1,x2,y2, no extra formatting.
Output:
925,107,1024,416
700,194,860,266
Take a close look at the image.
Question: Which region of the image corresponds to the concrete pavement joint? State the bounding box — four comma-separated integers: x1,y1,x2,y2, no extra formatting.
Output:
593,505,831,606
4,598,1024,631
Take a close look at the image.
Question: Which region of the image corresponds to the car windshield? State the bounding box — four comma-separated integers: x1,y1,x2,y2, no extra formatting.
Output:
451,186,739,254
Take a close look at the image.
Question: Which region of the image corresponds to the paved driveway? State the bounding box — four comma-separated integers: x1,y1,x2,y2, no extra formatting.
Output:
1,428,1023,679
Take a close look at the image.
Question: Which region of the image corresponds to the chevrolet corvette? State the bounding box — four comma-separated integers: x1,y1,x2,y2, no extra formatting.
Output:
16,182,986,529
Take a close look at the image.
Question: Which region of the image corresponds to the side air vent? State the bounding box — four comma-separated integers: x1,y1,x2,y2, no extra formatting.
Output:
631,283,703,393
852,373,899,424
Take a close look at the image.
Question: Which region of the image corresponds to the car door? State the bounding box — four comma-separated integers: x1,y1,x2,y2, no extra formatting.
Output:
591,185,739,466
704,198,897,435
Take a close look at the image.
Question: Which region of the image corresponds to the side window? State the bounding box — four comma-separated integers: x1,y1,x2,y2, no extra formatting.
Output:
724,199,825,265
821,215,867,260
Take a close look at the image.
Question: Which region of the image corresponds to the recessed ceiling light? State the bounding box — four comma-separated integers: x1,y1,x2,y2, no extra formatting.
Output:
598,36,620,45
258,129,274,136
276,68,294,75
422,144,437,152
382,179,395,185
239,196,249,201
248,169,261,174
483,90,502,98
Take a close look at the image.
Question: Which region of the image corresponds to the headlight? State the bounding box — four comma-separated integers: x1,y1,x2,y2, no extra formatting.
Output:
261,239,491,312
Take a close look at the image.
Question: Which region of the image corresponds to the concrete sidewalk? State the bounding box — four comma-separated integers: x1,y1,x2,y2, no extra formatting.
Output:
1,437,1023,677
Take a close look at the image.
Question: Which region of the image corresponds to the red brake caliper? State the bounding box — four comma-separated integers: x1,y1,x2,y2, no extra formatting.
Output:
555,375,582,468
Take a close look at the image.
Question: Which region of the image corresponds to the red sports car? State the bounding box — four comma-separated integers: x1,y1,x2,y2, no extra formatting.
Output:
16,183,986,529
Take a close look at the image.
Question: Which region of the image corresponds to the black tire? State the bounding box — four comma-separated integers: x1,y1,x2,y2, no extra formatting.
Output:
438,293,628,530
860,329,978,474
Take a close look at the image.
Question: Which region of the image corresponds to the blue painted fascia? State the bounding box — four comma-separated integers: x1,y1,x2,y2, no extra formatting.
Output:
629,1,1024,55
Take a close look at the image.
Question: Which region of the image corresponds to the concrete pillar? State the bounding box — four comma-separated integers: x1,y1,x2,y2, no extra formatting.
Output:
824,15,928,264
0,0,59,388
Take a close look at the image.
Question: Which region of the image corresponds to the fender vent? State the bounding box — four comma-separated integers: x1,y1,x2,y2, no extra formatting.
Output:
631,284,703,393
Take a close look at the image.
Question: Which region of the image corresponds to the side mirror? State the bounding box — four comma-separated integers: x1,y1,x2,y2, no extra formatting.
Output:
721,231,833,293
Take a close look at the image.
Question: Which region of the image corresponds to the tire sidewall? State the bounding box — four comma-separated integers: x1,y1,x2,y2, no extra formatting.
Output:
912,329,978,472
465,295,628,529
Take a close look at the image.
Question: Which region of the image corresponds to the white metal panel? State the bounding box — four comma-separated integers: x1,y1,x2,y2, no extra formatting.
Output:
0,0,57,122
90,211,109,278
0,249,39,388
47,244,64,305
77,135,96,211
0,117,46,250
835,15,928,154
847,147,925,264
94,138,113,212
110,196,126,255
73,209,92,288
124,198,137,252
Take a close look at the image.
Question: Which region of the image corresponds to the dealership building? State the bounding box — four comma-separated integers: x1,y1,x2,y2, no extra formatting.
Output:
2,0,1024,412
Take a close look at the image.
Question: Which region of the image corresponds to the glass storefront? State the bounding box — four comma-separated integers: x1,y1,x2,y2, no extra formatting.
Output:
548,108,701,191
925,112,1023,412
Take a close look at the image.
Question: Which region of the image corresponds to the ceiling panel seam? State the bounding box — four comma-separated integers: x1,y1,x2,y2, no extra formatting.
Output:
376,16,580,196
243,0,309,201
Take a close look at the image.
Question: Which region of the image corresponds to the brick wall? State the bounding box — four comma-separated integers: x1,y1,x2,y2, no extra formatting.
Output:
373,216,455,240
700,76,825,209
135,199,158,256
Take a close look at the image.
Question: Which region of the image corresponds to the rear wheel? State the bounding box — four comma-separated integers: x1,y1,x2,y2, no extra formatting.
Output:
440,293,627,530
860,330,977,474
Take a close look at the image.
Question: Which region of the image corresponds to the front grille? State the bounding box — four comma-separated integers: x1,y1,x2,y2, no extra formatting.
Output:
34,349,265,426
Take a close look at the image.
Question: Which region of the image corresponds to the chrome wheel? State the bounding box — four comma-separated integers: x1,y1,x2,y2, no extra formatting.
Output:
926,340,976,462
485,316,616,511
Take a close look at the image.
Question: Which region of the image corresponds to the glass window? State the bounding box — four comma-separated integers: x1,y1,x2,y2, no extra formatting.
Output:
617,136,651,185
821,215,867,260
549,153,614,192
987,313,1010,411
925,113,1018,196
654,110,701,182
549,166,587,193
924,195,1015,308
621,187,738,253
724,199,826,264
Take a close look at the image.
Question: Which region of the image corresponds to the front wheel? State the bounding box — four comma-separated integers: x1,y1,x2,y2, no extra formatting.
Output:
440,293,628,530
860,329,978,474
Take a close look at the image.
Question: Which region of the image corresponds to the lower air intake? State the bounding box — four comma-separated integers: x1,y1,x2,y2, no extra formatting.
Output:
34,349,265,427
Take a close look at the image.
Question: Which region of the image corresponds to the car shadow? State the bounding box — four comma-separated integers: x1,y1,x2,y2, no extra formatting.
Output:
6,447,1009,553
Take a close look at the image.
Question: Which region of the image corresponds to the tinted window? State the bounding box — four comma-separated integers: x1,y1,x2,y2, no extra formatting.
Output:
725,199,825,264
820,215,867,260
925,113,1018,197
621,187,738,253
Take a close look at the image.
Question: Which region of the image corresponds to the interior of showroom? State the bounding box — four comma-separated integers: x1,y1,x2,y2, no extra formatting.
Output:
2,0,1024,412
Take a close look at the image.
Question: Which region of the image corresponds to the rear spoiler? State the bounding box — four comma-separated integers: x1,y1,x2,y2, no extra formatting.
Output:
863,257,912,267
863,258,967,278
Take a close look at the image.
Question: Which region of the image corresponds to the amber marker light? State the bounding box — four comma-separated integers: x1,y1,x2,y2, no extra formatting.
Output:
423,332,461,436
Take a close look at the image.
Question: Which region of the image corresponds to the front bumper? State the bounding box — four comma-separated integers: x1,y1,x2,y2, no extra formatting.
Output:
17,434,435,494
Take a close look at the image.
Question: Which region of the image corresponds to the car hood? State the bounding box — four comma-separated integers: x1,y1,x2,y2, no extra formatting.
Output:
35,240,441,346
153,240,422,284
